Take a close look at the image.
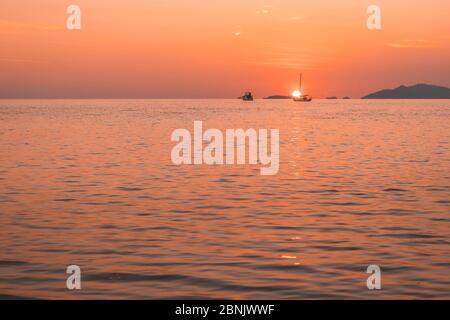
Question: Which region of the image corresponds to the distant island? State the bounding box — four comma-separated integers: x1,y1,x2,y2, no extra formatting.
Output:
362,84,450,99
264,95,291,99
265,95,352,99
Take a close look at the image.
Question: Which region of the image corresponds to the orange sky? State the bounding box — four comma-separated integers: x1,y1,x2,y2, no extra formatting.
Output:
0,0,449,98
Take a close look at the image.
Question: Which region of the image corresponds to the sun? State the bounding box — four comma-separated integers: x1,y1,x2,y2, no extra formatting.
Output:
292,90,301,98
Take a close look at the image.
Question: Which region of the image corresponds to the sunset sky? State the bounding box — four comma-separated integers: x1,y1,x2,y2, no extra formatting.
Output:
1,0,449,98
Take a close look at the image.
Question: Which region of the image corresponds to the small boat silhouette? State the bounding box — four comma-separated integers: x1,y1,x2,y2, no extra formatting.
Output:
293,73,312,102
240,92,254,101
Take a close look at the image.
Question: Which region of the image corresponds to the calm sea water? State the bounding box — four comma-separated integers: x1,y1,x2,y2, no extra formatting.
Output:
0,99,449,299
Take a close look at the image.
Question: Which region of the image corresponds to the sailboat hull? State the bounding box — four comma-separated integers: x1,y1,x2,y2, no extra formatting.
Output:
293,96,312,102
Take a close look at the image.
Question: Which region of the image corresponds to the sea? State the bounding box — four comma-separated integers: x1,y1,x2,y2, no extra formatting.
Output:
0,99,449,299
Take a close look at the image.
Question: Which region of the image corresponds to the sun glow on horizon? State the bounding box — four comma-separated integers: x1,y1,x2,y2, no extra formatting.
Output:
292,90,301,98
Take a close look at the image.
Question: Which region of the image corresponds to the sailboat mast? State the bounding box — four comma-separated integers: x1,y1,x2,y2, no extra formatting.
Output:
299,73,302,91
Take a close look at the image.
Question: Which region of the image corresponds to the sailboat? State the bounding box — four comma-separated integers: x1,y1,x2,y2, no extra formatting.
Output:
292,73,312,102
240,91,254,101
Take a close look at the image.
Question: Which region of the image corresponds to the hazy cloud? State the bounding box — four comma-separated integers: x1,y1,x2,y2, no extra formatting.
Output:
0,19,62,33
0,58,50,65
389,39,438,49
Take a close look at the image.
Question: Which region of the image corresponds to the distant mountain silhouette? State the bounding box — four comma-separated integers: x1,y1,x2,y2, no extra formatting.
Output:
362,84,450,99
264,95,290,99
